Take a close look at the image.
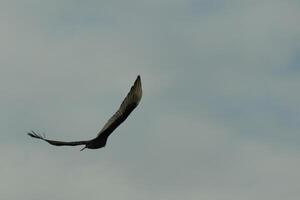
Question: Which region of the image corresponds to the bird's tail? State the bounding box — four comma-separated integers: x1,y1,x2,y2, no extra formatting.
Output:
80,146,87,151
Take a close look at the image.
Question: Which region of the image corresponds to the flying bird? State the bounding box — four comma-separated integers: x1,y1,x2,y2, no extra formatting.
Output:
28,75,142,151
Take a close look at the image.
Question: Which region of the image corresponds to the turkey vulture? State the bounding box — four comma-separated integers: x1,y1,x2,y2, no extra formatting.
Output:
28,75,142,151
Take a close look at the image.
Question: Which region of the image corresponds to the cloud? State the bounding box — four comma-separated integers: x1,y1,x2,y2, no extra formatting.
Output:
0,0,300,199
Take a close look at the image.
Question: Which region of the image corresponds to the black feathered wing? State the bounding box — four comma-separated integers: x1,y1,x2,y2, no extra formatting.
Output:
28,75,142,149
93,75,142,142
28,131,89,146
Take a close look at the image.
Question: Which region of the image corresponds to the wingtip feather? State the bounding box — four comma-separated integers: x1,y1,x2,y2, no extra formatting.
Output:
27,131,44,140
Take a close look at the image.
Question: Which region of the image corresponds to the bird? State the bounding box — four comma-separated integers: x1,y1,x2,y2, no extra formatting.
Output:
28,75,142,151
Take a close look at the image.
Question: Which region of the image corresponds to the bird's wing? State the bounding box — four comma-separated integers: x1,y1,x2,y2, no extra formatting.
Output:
28,75,142,148
94,75,142,140
28,131,88,146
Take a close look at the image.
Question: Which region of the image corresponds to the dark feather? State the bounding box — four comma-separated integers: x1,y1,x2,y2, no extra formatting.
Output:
28,131,88,146
28,75,142,150
96,75,142,140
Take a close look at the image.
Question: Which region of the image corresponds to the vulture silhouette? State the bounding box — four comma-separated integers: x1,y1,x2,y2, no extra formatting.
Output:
28,75,142,151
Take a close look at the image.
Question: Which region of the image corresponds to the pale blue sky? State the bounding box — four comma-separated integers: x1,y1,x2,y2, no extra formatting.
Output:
1,0,300,199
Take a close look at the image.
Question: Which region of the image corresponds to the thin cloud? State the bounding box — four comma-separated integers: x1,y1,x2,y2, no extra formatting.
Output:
0,0,300,200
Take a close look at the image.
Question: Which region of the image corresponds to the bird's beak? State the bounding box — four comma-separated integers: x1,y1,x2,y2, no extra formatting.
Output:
80,146,86,151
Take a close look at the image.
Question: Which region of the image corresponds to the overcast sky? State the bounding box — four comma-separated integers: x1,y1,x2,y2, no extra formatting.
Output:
1,0,300,199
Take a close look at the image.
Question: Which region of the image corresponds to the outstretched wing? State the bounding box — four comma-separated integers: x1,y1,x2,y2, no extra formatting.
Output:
28,131,88,146
28,75,142,149
94,75,142,141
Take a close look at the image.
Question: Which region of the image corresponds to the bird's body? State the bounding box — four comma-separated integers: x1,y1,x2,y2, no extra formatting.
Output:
28,75,142,151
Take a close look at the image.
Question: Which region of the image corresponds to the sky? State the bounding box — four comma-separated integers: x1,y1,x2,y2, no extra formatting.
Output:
0,0,300,199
